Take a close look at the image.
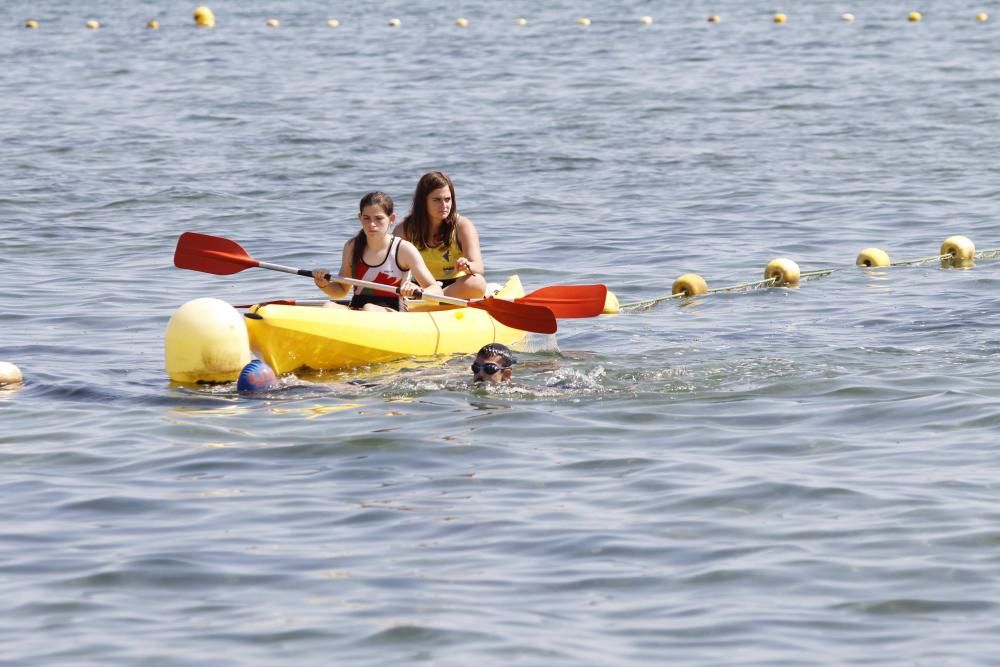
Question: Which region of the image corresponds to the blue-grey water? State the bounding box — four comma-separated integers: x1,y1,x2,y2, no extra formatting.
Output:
3,2,1000,664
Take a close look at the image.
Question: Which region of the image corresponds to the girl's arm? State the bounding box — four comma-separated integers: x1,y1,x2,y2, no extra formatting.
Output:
398,241,443,296
455,216,484,276
311,241,353,299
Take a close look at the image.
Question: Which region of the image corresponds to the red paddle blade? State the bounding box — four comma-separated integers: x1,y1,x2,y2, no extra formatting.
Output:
173,232,260,275
517,284,608,318
469,298,557,334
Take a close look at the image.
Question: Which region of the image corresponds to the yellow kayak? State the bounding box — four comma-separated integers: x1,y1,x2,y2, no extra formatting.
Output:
244,275,530,374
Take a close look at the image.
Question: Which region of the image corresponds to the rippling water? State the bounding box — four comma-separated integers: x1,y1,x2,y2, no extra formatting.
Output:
3,2,1000,664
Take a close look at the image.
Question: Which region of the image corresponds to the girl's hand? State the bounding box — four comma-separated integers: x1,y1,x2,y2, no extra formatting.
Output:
312,269,331,289
456,257,473,274
398,280,421,298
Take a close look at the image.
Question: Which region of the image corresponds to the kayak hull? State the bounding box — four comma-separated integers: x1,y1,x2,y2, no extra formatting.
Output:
244,275,531,374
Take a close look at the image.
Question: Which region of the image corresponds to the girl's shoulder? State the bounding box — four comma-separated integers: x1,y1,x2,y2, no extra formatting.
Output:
456,214,475,229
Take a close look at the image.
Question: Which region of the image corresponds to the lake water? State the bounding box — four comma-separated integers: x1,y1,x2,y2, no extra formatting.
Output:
3,2,1000,664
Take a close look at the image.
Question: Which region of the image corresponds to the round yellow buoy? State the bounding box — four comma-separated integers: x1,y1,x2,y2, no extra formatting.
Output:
165,298,252,384
841,13,855,22
774,13,788,24
0,362,23,388
147,19,160,29
672,273,709,297
765,258,801,287
941,235,975,265
602,290,620,315
707,15,722,24
194,6,215,28
327,19,340,28
577,17,591,26
25,19,39,29
907,11,922,22
515,17,528,26
455,17,469,28
266,18,280,28
640,16,654,25
856,247,891,268
86,19,100,30
388,18,401,27
976,12,988,22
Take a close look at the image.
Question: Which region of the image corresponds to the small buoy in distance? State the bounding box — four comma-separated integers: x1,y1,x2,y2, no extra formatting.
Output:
940,235,975,266
237,359,279,393
0,361,23,388
976,12,988,22
841,13,855,22
193,6,215,28
147,19,160,29
856,247,891,268
640,16,654,25
86,19,100,30
907,11,922,22
602,290,621,315
327,18,340,28
515,17,528,26
765,258,801,287
266,18,280,28
25,19,39,29
577,17,591,26
707,15,722,24
388,18,401,27
672,273,709,297
773,13,788,24
455,17,469,28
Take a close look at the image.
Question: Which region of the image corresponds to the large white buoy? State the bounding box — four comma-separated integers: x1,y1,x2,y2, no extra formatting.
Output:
0,362,23,388
165,298,251,383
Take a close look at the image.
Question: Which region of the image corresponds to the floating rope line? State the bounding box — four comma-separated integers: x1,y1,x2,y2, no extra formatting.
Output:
617,235,995,313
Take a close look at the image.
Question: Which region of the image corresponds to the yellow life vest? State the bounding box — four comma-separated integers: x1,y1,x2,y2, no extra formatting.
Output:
418,229,468,281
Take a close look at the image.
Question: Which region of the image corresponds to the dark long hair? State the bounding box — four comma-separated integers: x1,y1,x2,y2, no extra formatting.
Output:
400,171,458,249
350,191,394,269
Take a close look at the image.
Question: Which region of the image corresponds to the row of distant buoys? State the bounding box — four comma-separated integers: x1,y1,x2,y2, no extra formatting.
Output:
20,8,991,30
621,235,991,311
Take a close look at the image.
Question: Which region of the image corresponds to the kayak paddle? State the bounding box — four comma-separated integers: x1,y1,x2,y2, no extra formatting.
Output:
173,232,559,334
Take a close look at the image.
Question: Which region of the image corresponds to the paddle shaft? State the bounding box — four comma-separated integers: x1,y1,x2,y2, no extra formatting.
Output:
258,260,474,308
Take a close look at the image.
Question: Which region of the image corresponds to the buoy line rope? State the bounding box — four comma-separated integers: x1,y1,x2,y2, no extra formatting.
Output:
617,238,996,313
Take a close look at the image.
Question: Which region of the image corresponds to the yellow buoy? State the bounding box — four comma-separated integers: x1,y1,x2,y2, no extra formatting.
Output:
940,235,975,266
25,19,39,29
0,362,23,388
601,290,620,315
577,17,591,26
515,18,528,26
707,15,722,24
856,248,891,268
907,11,922,22
765,258,801,287
165,298,252,384
455,17,469,28
841,13,855,22
672,273,709,297
640,16,654,25
266,18,280,28
773,13,788,24
388,18,401,27
86,19,100,30
976,12,988,22
147,19,160,29
194,6,215,27
327,19,340,28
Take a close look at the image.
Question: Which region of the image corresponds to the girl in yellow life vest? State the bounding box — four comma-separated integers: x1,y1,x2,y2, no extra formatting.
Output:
311,191,441,311
395,171,487,299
